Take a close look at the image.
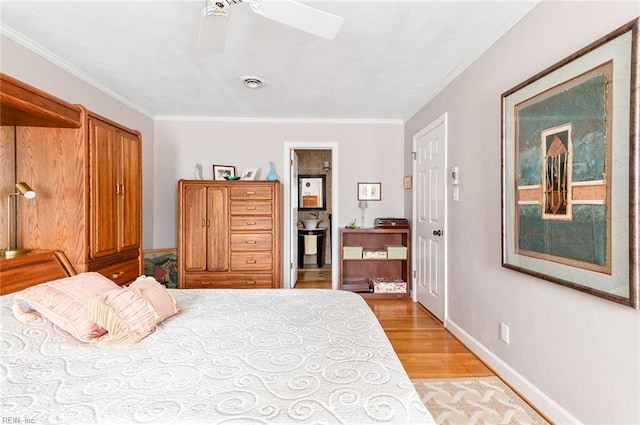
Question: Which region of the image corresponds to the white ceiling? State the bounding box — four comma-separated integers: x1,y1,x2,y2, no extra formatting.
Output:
0,0,538,121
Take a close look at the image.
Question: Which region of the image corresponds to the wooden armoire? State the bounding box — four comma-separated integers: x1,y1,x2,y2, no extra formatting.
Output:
0,73,142,285
177,179,281,289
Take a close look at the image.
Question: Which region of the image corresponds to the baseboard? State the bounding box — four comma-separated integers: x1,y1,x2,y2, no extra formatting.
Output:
445,318,582,425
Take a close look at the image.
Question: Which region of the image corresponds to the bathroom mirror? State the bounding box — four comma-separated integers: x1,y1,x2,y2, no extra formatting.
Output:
298,174,326,211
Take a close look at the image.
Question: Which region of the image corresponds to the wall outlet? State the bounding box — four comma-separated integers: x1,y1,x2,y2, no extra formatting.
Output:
500,322,510,344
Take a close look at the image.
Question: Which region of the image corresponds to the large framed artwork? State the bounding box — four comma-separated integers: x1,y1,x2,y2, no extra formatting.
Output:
501,18,639,309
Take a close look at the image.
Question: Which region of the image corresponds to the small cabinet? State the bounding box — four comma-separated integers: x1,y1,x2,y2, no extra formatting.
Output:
339,228,410,299
178,180,281,289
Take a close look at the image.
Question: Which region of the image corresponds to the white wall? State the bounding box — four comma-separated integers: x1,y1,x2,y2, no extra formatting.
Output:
0,34,155,249
153,118,405,249
405,2,640,423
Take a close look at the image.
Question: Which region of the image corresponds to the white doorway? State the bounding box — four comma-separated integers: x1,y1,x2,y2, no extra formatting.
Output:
412,114,447,322
282,142,339,289
290,149,299,287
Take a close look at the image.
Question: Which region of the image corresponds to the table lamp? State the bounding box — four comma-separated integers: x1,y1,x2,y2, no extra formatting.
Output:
1,182,36,257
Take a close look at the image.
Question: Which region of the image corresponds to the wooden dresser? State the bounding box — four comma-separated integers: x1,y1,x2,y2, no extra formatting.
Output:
1,73,142,285
178,180,281,289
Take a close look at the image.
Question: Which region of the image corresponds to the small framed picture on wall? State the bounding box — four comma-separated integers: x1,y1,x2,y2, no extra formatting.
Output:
358,182,381,201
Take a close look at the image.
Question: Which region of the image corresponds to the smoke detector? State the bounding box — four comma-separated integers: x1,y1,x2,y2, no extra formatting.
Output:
241,75,266,89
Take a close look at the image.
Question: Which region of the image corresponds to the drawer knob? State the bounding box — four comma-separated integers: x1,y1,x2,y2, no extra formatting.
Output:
246,191,256,195
246,240,257,244
246,260,257,264
246,206,257,210
111,271,124,279
246,280,257,285
246,221,257,225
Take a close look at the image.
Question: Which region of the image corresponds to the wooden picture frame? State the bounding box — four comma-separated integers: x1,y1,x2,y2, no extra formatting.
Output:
501,18,639,309
358,182,381,201
298,174,326,210
213,164,236,180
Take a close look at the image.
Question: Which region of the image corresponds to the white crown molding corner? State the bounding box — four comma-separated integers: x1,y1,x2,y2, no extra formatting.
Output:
1,24,154,120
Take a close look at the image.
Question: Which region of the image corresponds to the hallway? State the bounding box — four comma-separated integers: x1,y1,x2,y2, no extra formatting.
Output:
294,267,332,289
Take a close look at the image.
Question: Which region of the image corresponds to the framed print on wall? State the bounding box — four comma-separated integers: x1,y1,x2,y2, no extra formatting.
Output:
299,174,326,210
358,182,381,201
501,18,639,309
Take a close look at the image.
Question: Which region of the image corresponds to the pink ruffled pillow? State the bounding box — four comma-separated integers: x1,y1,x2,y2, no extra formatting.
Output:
12,272,121,343
88,276,180,345
128,276,180,323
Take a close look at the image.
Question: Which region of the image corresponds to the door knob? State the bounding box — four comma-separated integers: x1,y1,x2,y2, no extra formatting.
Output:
433,230,443,236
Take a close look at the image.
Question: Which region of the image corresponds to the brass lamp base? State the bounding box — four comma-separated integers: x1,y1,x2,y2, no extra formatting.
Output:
0,249,30,258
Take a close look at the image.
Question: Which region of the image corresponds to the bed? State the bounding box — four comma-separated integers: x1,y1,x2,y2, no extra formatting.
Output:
0,252,435,424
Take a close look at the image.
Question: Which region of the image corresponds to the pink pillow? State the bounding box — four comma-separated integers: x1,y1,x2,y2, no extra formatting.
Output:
12,272,120,343
128,276,180,323
88,287,158,345
88,276,179,345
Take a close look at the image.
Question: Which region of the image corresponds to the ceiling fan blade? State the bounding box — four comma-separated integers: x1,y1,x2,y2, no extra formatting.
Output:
197,7,229,54
252,0,344,40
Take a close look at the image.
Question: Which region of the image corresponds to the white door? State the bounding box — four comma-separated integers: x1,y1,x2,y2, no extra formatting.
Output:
414,114,447,322
290,149,299,287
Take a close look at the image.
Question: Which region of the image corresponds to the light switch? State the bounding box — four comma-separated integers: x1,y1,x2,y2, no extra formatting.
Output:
451,166,459,185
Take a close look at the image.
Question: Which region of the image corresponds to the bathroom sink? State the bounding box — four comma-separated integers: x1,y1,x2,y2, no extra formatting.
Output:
301,219,321,229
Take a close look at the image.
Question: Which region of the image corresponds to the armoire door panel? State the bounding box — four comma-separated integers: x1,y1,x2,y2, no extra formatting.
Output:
118,131,141,252
89,118,118,258
182,185,208,271
207,186,229,271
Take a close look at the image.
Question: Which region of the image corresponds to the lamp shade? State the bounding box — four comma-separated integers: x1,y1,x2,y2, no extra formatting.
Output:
15,182,36,199
358,201,368,209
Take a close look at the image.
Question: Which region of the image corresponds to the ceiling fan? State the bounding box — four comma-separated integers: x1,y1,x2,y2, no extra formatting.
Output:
197,0,344,54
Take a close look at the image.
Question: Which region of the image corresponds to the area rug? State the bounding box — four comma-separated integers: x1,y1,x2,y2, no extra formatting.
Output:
412,376,549,425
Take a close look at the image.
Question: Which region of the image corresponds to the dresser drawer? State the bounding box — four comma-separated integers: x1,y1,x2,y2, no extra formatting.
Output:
230,186,273,200
184,273,273,288
230,252,272,271
230,201,272,216
231,233,273,251
230,216,273,231
91,259,140,286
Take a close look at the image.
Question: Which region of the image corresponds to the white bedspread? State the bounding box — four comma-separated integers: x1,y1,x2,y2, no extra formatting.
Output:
1,289,435,424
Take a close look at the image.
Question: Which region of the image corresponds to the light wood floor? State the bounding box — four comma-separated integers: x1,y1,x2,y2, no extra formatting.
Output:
366,298,493,378
295,269,494,379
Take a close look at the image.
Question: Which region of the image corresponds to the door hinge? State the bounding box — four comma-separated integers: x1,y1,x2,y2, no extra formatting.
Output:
413,270,417,278
411,151,416,160
290,262,293,270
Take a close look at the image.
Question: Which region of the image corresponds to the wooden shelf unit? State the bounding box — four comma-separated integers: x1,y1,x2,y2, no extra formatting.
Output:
339,228,410,299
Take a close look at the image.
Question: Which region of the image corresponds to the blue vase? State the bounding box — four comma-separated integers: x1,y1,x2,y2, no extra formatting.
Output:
266,161,278,181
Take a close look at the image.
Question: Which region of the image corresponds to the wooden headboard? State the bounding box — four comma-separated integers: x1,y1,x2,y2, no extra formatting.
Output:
0,251,76,295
